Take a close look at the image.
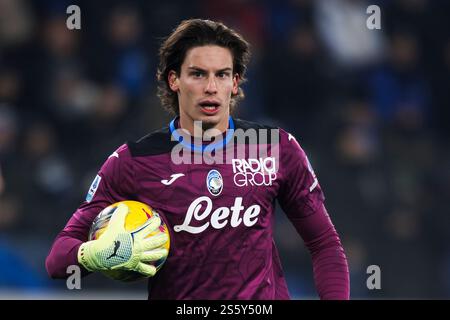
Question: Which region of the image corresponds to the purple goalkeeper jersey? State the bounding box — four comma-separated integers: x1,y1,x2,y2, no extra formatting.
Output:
46,117,349,300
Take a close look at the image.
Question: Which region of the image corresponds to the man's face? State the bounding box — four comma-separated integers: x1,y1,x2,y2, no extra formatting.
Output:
169,45,239,133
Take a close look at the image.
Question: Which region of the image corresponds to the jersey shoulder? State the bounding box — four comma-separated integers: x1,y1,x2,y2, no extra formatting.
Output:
233,118,278,131
127,126,177,157
233,118,280,145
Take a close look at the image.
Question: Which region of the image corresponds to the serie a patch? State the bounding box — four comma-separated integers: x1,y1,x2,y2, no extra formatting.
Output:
86,174,102,202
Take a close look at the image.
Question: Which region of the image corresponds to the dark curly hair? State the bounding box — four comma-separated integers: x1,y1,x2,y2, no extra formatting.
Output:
156,19,251,115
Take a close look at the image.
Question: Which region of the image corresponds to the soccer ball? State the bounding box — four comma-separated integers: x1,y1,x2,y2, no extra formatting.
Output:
89,200,170,282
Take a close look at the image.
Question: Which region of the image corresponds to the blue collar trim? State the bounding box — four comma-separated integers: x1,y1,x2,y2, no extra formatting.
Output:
169,116,235,152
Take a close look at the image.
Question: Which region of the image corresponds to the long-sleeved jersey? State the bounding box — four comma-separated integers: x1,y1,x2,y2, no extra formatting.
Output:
46,117,349,299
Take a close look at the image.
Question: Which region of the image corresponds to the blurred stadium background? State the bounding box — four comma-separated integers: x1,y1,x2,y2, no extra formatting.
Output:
0,0,449,299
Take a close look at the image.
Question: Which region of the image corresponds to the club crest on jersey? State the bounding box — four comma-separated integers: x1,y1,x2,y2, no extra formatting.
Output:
206,169,223,196
86,174,101,202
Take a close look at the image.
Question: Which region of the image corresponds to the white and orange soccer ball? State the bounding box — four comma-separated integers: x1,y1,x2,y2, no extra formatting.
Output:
89,200,170,281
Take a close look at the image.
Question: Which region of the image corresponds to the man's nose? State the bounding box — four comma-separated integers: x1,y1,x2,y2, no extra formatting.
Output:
205,76,218,94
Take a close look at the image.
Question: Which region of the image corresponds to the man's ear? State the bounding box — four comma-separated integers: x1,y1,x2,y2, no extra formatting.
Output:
168,70,179,92
232,73,240,95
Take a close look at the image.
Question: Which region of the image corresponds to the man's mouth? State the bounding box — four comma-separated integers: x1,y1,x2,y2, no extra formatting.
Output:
199,101,220,114
199,101,220,108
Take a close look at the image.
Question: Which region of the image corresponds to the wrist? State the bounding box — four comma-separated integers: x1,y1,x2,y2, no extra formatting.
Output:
77,241,95,272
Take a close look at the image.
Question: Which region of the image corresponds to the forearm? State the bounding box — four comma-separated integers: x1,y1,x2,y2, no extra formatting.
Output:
306,225,350,300
45,233,85,279
290,204,350,300
46,215,92,279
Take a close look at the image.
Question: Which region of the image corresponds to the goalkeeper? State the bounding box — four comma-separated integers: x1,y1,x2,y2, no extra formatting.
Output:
46,19,349,299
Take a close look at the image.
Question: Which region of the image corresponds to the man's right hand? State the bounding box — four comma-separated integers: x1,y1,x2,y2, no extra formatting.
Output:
77,203,169,277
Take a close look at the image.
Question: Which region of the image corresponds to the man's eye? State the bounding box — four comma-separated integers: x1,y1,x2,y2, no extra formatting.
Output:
217,72,230,78
192,72,203,78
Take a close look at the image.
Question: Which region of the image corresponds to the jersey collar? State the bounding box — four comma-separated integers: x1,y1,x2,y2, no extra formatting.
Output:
169,116,235,152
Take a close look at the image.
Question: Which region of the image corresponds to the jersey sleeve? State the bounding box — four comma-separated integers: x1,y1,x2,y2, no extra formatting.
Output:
277,129,350,299
277,129,325,220
45,144,137,279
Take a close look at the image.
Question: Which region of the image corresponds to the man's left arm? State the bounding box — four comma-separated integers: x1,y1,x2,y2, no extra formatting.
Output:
277,129,350,300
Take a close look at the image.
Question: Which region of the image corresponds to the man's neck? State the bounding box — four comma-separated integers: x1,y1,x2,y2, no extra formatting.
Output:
179,116,229,139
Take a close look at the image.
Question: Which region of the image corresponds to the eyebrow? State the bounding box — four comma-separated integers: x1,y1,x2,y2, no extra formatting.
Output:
187,67,232,73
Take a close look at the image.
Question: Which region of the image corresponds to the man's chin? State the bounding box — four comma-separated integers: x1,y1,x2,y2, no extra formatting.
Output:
195,114,221,129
